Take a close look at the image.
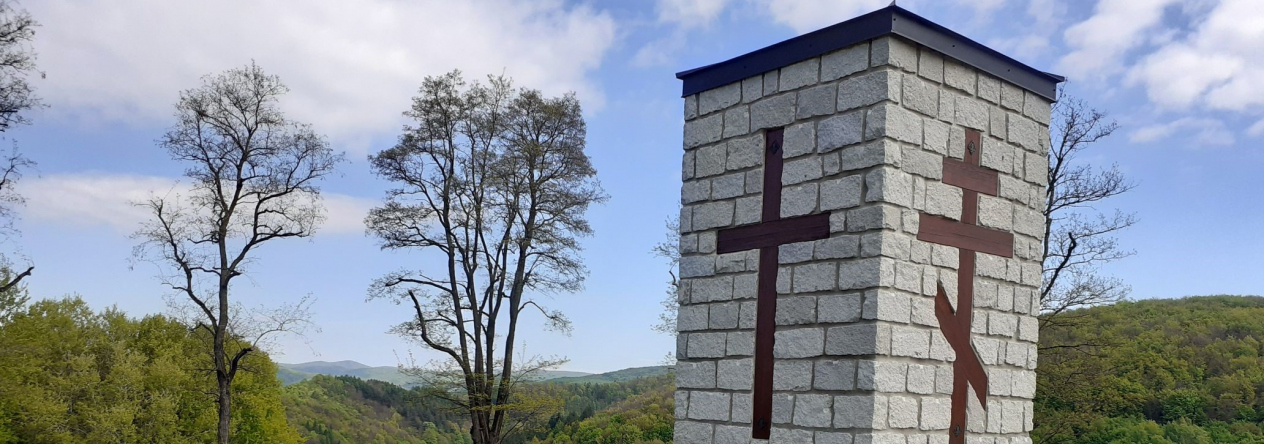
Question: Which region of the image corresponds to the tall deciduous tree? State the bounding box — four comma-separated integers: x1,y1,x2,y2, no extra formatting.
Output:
367,71,605,444
133,63,342,444
1040,88,1136,329
0,0,43,293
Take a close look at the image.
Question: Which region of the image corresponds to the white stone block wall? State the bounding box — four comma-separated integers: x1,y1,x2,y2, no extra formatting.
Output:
676,35,1051,444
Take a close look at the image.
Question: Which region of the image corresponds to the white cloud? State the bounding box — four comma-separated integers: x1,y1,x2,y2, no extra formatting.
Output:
321,194,375,236
1059,0,1264,143
629,0,733,69
639,0,1010,68
1129,117,1234,146
1058,0,1181,79
989,0,1067,59
1248,119,1264,137
19,174,373,235
1125,0,1264,112
657,0,733,27
752,0,1024,37
966,0,1008,17
1127,45,1242,108
632,36,686,68
27,0,616,150
21,174,174,233
756,0,890,34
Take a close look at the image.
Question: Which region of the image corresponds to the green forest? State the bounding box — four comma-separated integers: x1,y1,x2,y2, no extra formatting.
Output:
10,283,1264,443
1034,295,1264,443
0,295,300,443
0,282,678,444
281,372,675,444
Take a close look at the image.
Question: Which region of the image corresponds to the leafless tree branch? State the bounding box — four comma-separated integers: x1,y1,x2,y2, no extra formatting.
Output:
1041,88,1136,319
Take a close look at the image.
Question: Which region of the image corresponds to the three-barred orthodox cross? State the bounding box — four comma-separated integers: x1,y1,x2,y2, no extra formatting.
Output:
919,129,1014,444
714,127,830,440
713,127,1013,441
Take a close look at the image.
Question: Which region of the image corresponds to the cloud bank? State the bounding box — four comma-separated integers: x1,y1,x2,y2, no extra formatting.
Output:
19,174,374,236
27,0,617,149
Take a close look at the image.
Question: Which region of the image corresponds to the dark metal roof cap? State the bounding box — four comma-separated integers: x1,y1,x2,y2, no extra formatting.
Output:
676,5,1064,101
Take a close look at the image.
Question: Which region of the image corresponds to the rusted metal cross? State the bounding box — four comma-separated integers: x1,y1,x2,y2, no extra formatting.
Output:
917,129,1014,444
715,128,830,439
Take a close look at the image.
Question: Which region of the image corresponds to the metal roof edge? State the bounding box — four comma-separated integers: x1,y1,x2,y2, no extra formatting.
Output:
676,6,1064,101
887,6,1062,101
675,7,894,96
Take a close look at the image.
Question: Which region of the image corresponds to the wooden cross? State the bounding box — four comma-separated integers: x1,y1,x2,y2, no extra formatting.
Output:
715,128,830,439
917,129,1014,444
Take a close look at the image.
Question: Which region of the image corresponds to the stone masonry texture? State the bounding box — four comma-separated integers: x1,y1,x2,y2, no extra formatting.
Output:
677,34,1051,444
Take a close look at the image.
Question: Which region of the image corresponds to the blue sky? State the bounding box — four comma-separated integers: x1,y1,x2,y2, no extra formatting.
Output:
7,0,1264,373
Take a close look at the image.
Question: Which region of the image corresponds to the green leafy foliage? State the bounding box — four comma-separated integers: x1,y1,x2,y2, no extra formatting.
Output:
282,375,471,444
282,373,675,444
0,297,301,443
1035,295,1264,443
0,268,29,325
527,374,675,435
523,379,674,444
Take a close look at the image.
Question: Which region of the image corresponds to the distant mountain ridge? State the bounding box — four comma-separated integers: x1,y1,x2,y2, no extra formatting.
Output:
546,365,673,384
283,360,370,374
276,360,600,387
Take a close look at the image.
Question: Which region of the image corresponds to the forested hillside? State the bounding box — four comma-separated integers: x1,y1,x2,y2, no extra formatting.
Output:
282,375,471,444
523,382,674,444
281,372,676,444
276,361,595,387
0,297,300,443
1036,295,1264,443
0,288,674,444
546,366,672,385
510,374,675,444
277,361,422,387
12,292,1264,444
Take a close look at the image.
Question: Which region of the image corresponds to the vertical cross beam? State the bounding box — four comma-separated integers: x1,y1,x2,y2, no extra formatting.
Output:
750,128,783,441
715,128,830,439
916,129,1014,443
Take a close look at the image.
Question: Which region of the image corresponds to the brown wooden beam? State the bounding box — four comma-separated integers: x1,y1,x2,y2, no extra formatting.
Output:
917,214,1014,258
716,213,830,254
762,129,785,222
751,245,777,439
942,158,999,196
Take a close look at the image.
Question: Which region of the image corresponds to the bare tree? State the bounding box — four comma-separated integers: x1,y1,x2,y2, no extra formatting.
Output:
0,0,39,133
1040,88,1136,328
651,215,680,335
0,0,43,292
132,63,342,444
367,71,605,444
0,146,33,292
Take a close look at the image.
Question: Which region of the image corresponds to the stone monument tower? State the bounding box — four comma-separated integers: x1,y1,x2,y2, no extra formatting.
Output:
673,5,1060,444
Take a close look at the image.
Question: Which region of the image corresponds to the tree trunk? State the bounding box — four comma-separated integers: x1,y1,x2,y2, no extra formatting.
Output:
217,243,232,444
216,369,232,444
471,410,496,444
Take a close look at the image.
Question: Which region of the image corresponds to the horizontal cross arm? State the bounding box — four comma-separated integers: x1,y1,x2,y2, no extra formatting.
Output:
716,213,830,254
942,158,999,196
917,214,1014,258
